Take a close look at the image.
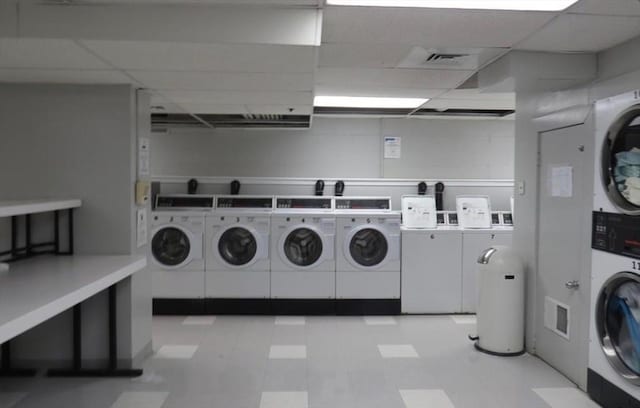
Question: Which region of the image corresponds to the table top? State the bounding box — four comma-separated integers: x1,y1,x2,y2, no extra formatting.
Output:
0,255,146,345
0,199,82,218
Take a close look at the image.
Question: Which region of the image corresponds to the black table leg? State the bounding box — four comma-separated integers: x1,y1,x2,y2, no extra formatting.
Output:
0,341,37,377
48,285,143,377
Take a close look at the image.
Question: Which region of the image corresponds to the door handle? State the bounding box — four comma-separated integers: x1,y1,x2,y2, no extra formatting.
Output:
565,280,580,290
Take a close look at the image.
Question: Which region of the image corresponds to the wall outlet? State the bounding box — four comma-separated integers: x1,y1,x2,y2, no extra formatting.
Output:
517,180,525,195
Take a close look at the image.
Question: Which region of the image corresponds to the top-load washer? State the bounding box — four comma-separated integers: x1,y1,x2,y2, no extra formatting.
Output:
150,194,214,299
335,197,401,300
206,195,273,299
457,195,512,312
589,91,640,406
270,196,336,299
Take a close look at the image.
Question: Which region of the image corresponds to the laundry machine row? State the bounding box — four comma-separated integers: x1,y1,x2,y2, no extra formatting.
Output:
151,194,402,315
400,195,513,314
589,91,640,407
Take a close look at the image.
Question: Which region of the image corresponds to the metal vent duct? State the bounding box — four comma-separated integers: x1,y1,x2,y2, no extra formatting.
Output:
152,113,311,130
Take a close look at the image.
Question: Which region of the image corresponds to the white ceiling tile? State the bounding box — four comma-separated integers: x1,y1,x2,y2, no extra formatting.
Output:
568,0,640,16
319,43,413,68
516,13,640,52
0,38,110,69
127,70,313,91
322,8,556,48
316,67,472,90
175,103,250,114
82,40,316,73
159,90,313,105
0,69,131,84
439,89,515,102
169,103,313,115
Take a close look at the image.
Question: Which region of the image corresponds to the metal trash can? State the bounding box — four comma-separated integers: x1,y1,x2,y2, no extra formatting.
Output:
470,245,525,356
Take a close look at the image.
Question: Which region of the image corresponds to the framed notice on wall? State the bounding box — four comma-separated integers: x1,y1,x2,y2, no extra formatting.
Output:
384,136,401,159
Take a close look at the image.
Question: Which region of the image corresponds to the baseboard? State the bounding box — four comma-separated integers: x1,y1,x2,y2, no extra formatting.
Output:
153,298,401,316
588,368,640,407
336,299,401,315
153,299,206,315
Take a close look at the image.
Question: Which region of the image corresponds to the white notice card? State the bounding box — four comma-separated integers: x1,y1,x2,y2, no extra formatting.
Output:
384,136,401,159
550,166,573,198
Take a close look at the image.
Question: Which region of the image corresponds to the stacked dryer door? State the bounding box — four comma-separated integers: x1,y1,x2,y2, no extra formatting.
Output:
335,197,401,300
270,196,336,299
205,196,273,299
149,194,214,299
589,92,640,405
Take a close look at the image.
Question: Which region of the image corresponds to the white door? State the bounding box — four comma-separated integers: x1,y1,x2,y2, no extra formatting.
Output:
536,123,592,389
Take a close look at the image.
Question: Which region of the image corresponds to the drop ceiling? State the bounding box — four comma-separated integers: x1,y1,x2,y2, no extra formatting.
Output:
1,0,640,119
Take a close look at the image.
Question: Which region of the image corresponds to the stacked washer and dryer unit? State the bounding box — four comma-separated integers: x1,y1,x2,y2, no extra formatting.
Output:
335,197,402,313
150,194,215,313
589,91,640,406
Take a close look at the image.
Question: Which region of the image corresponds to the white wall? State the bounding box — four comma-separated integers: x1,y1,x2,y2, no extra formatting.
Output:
0,84,151,367
150,117,515,180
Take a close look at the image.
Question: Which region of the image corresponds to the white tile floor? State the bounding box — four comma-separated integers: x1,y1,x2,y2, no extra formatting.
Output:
0,315,599,408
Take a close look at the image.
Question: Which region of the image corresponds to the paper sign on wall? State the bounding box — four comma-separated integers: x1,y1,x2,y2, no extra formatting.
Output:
384,136,401,159
138,137,150,176
136,208,148,248
549,165,573,198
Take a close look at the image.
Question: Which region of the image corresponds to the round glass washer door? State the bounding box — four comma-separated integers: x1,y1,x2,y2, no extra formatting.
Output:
151,226,192,268
283,227,323,267
217,227,257,267
602,105,640,215
596,271,640,384
348,227,388,268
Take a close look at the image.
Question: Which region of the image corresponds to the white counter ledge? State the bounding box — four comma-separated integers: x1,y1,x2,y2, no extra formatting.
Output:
0,199,82,218
0,255,146,345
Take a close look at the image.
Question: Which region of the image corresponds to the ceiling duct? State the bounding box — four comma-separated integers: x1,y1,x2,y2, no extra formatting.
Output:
152,113,311,130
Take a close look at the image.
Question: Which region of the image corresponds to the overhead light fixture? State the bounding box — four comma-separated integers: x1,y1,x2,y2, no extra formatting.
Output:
314,96,428,109
325,0,579,12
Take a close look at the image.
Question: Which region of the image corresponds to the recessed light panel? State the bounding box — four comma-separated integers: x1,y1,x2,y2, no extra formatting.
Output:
314,96,429,108
326,0,579,12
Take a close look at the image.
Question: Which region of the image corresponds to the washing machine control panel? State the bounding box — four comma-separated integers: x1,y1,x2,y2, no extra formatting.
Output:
217,196,273,209
592,211,640,259
335,198,391,210
447,213,459,225
155,194,214,210
277,198,332,209
491,212,501,225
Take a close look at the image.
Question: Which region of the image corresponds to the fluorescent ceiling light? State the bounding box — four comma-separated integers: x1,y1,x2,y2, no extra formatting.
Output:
314,96,428,109
326,0,579,12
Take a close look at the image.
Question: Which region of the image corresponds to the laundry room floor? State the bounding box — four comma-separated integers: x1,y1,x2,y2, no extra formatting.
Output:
0,315,600,408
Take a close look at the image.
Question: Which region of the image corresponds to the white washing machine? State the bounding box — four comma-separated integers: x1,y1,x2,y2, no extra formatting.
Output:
589,91,640,406
335,197,401,299
205,195,273,299
270,196,336,299
150,194,214,299
457,196,513,313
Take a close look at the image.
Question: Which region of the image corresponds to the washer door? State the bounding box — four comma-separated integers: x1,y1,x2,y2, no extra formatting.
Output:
602,105,640,215
596,271,640,384
282,227,324,268
151,226,193,268
217,226,258,267
346,226,389,269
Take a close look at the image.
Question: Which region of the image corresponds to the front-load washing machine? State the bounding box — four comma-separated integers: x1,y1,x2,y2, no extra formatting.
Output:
150,194,214,299
270,196,336,299
589,91,640,406
590,212,640,405
206,195,273,299
335,197,401,301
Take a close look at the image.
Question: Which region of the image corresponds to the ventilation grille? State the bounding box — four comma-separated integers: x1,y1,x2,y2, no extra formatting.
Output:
544,296,570,340
426,53,469,62
313,107,514,118
152,113,311,130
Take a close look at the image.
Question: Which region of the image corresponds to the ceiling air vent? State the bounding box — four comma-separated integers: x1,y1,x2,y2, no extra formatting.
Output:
397,47,477,69
426,53,468,62
151,113,311,130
